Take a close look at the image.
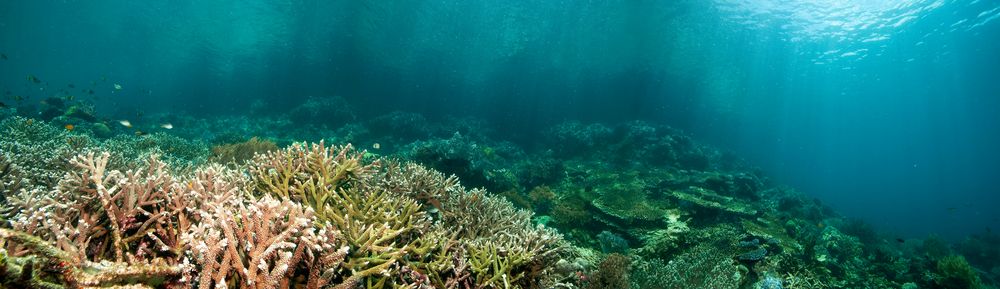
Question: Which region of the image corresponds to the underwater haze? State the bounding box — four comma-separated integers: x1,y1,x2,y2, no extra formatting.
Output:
2,0,1000,288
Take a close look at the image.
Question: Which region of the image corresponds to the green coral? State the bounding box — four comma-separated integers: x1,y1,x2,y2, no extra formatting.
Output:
936,255,984,289
249,141,569,288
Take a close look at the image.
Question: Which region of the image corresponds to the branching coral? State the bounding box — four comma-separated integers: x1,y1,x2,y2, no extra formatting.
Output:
2,152,194,288
250,141,570,288
2,138,572,289
185,195,317,289
438,188,567,288
249,142,430,286
0,153,24,220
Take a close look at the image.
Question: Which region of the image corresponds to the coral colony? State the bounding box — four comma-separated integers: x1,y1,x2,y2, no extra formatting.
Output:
1,99,997,288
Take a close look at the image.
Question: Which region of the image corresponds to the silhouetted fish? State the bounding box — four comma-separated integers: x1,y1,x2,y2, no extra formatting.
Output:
0,102,6,108
896,238,905,243
27,75,41,84
1,53,6,60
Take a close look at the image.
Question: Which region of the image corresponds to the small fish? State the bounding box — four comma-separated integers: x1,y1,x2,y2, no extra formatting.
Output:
68,84,75,88
0,102,6,108
372,143,381,150
134,130,146,136
118,120,133,128
64,124,75,131
1,53,6,60
65,95,75,101
896,238,905,243
87,89,94,95
12,95,24,101
159,123,173,129
817,223,825,228
113,83,122,90
27,75,41,84
947,207,958,212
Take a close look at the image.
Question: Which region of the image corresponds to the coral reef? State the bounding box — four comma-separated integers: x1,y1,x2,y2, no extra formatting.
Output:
99,132,209,170
248,141,570,288
581,254,629,289
1,109,996,289
0,117,85,188
0,137,571,288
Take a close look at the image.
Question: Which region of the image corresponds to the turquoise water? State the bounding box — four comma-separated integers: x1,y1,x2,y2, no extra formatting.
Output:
2,1,1000,288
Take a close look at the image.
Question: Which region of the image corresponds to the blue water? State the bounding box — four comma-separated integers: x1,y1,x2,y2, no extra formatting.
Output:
2,0,999,241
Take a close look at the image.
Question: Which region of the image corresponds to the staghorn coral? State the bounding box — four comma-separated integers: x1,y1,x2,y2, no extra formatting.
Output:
250,141,570,288
3,149,358,289
185,194,318,289
0,153,25,220
8,153,167,263
0,227,190,289
2,111,576,289
249,142,429,286
437,188,567,288
2,152,195,288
